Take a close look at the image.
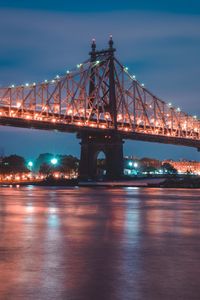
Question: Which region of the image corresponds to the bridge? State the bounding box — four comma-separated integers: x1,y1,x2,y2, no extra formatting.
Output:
0,37,200,179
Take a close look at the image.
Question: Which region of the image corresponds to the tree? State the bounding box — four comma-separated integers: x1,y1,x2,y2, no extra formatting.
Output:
34,153,54,172
0,155,28,174
162,163,177,175
59,155,79,175
39,163,52,175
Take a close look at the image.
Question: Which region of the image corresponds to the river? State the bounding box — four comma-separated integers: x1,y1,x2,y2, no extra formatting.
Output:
0,186,200,300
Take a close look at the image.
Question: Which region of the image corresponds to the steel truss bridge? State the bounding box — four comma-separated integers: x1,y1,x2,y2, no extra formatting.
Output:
0,37,199,179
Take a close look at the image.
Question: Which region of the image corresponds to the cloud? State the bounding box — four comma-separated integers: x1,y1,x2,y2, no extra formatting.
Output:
0,9,199,109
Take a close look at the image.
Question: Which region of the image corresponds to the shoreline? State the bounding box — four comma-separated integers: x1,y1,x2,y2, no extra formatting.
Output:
1,176,200,188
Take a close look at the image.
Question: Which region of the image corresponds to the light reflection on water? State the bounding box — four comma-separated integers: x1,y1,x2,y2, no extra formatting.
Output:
0,186,200,300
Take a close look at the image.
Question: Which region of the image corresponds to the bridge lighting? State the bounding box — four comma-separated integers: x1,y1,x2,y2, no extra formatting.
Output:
96,60,100,64
51,158,58,165
56,75,60,79
32,82,36,86
11,84,15,88
51,80,55,83
16,102,21,108
67,109,73,115
25,83,29,87
133,162,138,168
168,103,172,106
77,63,82,68
193,115,197,119
132,75,136,80
124,67,128,71
100,124,106,129
66,70,70,74
44,80,48,83
177,107,181,112
141,83,145,87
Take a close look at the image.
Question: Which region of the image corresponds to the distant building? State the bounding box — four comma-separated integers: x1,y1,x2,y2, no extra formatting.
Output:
140,157,161,169
163,160,200,175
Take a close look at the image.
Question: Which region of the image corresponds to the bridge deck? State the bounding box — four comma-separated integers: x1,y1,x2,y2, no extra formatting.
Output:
0,112,200,150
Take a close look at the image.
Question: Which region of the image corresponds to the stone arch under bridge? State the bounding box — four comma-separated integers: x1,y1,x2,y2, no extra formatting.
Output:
78,132,124,180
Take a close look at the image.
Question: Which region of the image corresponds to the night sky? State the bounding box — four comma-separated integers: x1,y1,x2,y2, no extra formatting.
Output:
0,0,200,161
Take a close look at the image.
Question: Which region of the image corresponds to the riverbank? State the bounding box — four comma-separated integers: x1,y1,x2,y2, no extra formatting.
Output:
1,176,200,188
154,177,200,188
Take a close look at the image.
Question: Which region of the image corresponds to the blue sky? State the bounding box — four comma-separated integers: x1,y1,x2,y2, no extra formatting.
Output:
0,1,200,160
1,1,200,14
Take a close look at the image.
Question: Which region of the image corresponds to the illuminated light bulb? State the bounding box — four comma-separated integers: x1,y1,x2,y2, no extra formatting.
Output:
124,67,128,71
51,80,55,83
28,161,33,168
51,158,58,165
44,80,48,83
56,75,60,79
67,109,73,114
193,115,197,119
25,83,29,87
141,83,145,87
16,102,21,108
96,60,100,64
168,102,172,106
66,70,70,74
177,107,181,112
132,75,136,79
11,84,15,88
117,114,122,120
32,82,36,86
128,161,133,167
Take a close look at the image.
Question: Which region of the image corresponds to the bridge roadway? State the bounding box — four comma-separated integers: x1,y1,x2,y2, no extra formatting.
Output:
0,107,200,151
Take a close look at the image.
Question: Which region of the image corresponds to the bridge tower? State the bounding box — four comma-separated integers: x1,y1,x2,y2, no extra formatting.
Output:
78,37,124,180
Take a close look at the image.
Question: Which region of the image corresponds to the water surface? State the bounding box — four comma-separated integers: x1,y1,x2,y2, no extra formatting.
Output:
0,187,200,300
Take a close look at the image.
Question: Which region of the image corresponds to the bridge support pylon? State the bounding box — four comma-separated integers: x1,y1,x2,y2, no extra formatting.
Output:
78,132,124,180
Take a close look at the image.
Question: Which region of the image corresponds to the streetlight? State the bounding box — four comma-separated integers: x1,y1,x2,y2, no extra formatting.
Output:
51,158,58,165
27,161,33,171
128,161,133,167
